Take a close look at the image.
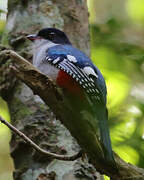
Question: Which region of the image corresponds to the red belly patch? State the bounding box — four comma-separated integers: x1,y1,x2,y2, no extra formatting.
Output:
56,70,84,97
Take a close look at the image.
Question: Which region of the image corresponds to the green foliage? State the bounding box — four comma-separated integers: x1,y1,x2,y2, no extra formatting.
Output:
127,0,144,24
0,9,6,14
90,0,144,168
0,97,14,180
91,46,130,108
0,20,5,34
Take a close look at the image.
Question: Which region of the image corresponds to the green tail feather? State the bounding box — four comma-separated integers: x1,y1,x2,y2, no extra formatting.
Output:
99,111,114,163
95,107,116,167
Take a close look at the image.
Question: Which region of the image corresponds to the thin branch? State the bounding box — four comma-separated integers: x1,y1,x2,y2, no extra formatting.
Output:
0,116,82,161
0,50,32,65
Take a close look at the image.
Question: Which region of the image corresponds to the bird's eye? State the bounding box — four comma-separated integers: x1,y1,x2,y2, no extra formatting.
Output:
48,33,55,40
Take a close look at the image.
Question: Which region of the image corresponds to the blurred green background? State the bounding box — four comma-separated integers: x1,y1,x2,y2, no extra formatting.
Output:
87,0,144,168
1,0,144,179
0,2,14,180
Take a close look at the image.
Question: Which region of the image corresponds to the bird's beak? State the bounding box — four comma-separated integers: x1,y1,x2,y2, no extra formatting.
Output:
26,34,40,41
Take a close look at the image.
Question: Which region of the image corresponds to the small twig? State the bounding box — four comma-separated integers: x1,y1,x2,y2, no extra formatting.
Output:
0,116,82,161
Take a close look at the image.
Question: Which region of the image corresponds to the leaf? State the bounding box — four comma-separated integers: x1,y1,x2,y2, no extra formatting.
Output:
0,9,6,14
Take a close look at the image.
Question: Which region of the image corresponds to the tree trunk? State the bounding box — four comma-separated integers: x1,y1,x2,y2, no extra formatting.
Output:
3,0,103,179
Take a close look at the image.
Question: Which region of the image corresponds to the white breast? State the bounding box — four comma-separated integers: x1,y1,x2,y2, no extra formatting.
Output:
32,39,59,81
37,62,59,81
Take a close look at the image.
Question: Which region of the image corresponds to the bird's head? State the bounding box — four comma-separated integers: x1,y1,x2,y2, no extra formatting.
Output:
27,28,71,45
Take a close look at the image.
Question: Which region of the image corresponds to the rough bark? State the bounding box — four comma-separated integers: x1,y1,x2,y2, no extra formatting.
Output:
1,0,103,180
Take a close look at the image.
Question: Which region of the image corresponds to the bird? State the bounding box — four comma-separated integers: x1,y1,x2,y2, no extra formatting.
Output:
27,28,116,167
